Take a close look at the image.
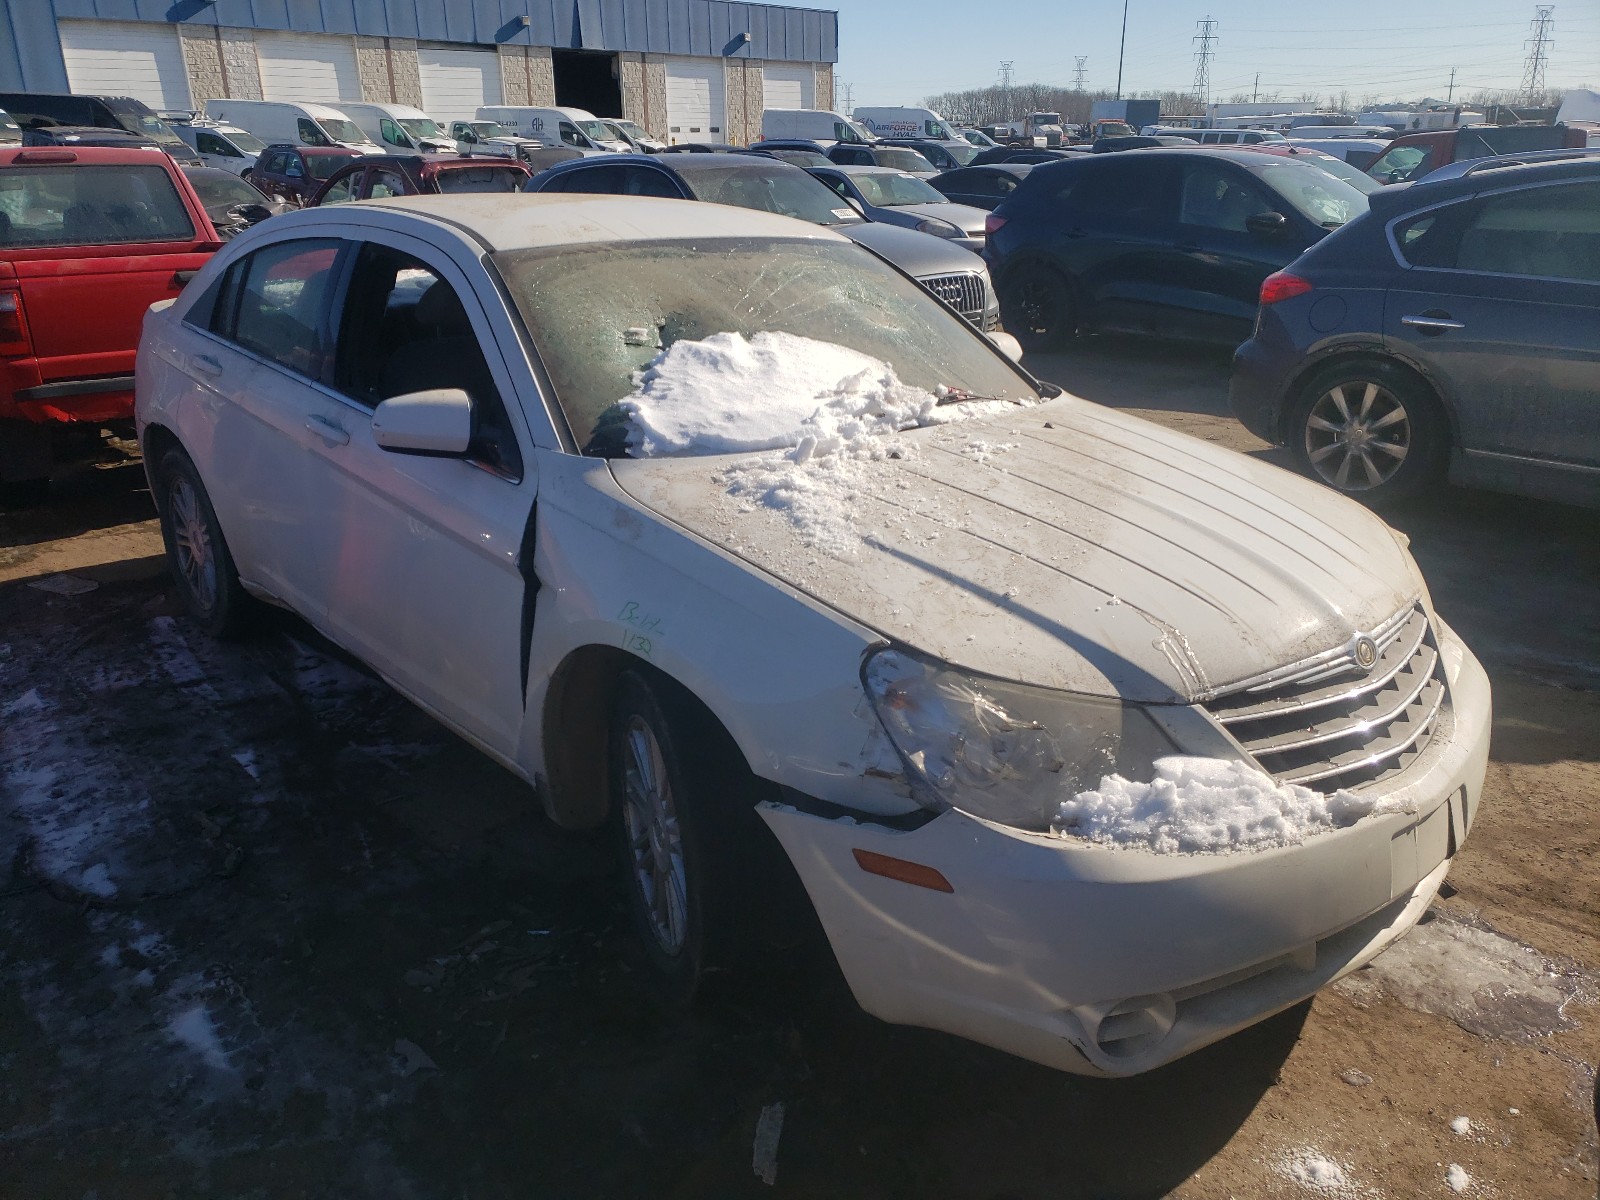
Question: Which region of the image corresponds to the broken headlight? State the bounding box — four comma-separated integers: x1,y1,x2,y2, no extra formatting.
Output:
863,647,1182,831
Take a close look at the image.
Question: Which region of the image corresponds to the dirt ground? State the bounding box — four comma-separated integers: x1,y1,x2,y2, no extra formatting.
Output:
1,338,1596,1200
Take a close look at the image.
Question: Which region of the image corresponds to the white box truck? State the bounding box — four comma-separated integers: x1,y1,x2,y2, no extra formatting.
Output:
202,99,382,153
337,102,455,154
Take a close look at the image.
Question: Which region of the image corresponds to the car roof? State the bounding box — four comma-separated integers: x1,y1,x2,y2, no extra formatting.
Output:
1370,152,1600,213
0,144,175,165
262,143,362,157
816,164,920,177
344,193,846,251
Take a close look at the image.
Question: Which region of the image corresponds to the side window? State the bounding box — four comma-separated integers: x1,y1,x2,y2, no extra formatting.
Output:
379,118,407,148
262,151,286,175
284,155,305,179
368,170,409,199
1069,160,1175,222
334,244,522,477
558,122,585,148
297,118,332,147
225,238,346,381
451,122,475,143
554,165,626,193
1454,182,1600,282
318,173,359,205
196,130,237,157
1179,162,1276,232
818,173,850,198
621,168,681,198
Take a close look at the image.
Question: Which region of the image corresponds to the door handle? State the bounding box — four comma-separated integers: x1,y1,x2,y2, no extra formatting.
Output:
174,270,200,286
1401,314,1465,333
305,414,349,446
193,353,223,377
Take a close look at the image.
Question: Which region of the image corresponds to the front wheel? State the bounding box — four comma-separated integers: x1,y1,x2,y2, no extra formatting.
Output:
1289,361,1447,504
998,264,1077,353
155,447,256,638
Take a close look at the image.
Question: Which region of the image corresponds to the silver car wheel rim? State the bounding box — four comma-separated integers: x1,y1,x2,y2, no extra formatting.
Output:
1305,381,1410,491
622,717,688,957
168,476,217,611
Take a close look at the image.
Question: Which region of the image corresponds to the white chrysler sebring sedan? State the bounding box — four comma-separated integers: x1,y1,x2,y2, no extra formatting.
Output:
135,195,1490,1077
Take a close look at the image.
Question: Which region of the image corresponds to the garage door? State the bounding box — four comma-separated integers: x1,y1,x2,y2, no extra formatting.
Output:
417,47,502,124
59,20,192,111
256,32,361,104
762,65,814,112
664,59,725,144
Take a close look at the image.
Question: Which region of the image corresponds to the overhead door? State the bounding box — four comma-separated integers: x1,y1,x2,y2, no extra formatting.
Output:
59,20,192,111
256,32,361,104
417,47,503,123
664,59,725,144
762,65,814,112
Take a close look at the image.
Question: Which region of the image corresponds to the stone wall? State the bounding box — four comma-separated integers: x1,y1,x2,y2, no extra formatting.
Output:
814,63,833,112
176,25,262,104
498,44,556,107
618,53,646,129
725,58,762,145
638,55,669,140
354,36,423,107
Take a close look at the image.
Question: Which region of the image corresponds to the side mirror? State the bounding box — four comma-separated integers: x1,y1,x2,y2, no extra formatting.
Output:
989,331,1025,362
372,388,474,456
1246,211,1289,237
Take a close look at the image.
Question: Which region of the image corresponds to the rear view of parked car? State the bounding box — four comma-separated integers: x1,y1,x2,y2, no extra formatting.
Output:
986,148,1369,350
246,144,364,207
309,154,530,205
1231,153,1600,507
0,145,218,491
927,163,1034,210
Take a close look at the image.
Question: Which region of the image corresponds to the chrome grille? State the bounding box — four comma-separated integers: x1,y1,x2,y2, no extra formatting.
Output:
1204,604,1447,791
920,271,986,321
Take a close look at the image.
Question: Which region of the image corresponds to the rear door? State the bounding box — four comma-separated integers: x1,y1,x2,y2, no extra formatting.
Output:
0,158,213,407
1385,179,1600,476
1053,155,1181,332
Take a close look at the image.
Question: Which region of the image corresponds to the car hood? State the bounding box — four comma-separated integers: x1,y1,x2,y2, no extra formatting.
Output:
607,397,1421,702
839,221,987,277
891,201,989,236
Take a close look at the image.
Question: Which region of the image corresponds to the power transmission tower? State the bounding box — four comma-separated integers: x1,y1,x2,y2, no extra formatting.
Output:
1519,5,1554,105
1192,16,1218,109
1072,56,1088,91
840,80,854,115
998,60,1014,90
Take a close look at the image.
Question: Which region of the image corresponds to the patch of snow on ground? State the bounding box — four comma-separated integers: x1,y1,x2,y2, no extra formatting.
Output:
619,332,1022,555
77,862,117,897
1446,1163,1471,1192
1450,1115,1472,1135
1273,1149,1367,1196
1051,756,1410,853
3,687,45,715
167,1004,231,1071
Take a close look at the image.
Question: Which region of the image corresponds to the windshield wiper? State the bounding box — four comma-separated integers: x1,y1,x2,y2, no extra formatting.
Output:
935,386,1029,407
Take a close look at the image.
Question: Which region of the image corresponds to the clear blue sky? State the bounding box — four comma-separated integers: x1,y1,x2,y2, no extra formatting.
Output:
829,0,1600,110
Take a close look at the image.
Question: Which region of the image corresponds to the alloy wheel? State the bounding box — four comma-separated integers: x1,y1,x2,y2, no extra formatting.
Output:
167,475,218,612
621,717,688,956
1304,380,1411,491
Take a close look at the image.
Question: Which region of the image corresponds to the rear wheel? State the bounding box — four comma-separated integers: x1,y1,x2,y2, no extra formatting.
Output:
1289,360,1446,504
155,447,256,638
999,264,1077,353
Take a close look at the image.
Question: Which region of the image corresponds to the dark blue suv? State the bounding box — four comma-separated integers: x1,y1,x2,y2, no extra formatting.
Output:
1230,151,1600,507
984,147,1370,350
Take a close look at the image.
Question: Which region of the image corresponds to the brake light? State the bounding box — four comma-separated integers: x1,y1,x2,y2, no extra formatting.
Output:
984,213,1008,235
0,290,29,356
13,149,76,164
1259,271,1313,305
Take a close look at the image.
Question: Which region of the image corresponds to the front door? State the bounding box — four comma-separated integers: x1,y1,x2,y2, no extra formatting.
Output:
310,232,537,759
1385,179,1600,471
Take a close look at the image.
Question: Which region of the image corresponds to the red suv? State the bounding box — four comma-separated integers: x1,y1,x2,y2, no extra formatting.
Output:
0,145,219,488
245,144,364,207
308,152,530,205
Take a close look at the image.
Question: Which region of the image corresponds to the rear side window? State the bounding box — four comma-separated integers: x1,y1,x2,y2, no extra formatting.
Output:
0,164,195,247
1064,159,1176,221
215,238,345,381
367,169,409,198
1398,182,1600,282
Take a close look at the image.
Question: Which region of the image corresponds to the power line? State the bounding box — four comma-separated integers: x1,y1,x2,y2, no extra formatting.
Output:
1072,56,1088,92
1519,4,1555,103
1192,15,1218,108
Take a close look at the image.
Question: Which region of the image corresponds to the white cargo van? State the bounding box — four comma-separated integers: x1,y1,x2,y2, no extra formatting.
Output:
202,99,382,153
476,107,629,153
173,119,268,175
760,108,875,146
337,101,454,153
853,106,963,142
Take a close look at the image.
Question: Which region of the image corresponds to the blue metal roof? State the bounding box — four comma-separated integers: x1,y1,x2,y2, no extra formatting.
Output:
1,0,838,93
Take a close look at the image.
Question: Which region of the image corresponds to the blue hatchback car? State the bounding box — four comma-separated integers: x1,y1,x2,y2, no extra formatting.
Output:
1230,151,1600,507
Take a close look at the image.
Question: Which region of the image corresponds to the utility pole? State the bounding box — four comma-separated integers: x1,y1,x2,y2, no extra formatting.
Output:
1252,72,1260,103
1192,16,1218,110
1519,5,1554,106
1072,56,1088,92
1115,0,1129,100
1446,66,1456,102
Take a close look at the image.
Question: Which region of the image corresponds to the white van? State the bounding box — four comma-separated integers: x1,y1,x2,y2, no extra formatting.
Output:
476,107,630,153
760,108,875,147
173,119,268,175
337,101,454,154
201,99,382,153
853,106,962,142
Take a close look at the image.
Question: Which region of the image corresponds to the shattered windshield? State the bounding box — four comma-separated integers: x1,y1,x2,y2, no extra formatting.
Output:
493,237,1037,456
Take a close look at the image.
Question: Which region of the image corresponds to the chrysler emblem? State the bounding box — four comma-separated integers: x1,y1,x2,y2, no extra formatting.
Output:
1354,636,1379,670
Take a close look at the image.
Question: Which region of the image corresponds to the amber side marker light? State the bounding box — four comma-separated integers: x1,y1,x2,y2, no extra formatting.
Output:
851,848,954,893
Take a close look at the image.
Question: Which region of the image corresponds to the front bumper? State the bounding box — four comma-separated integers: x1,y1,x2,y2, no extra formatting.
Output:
760,624,1491,1076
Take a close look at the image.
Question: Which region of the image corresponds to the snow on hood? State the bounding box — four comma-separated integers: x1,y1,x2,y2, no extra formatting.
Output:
1052,755,1410,853
611,386,1420,702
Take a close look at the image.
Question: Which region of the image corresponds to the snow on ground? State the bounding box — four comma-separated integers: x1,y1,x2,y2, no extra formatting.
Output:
1050,756,1410,853
1271,1149,1372,1196
620,331,1023,555
1450,1116,1472,1136
1446,1163,1472,1192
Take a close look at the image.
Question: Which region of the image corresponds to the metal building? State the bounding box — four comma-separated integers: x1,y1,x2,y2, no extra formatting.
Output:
0,1,839,146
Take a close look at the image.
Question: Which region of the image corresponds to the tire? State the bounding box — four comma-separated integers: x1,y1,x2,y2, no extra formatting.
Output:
154,447,256,638
1289,359,1447,505
608,669,772,1011
998,263,1077,353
